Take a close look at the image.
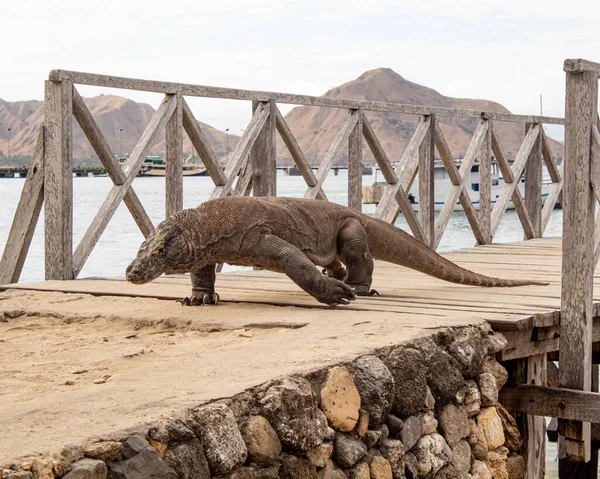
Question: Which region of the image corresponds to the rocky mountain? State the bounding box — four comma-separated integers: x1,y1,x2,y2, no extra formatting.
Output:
0,69,563,166
277,68,563,165
0,95,240,161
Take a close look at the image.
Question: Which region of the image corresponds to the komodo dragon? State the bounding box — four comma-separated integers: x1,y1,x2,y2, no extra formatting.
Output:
125,196,546,306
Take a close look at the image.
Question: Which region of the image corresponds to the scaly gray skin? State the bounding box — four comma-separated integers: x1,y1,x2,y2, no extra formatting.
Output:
126,196,547,306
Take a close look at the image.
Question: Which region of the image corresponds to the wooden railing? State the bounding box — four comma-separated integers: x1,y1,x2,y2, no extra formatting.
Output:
0,69,565,284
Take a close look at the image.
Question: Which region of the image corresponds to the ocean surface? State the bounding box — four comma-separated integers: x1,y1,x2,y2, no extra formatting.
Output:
0,170,565,476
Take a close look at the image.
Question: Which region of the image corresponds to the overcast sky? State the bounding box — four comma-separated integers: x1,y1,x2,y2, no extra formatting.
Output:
3,0,599,140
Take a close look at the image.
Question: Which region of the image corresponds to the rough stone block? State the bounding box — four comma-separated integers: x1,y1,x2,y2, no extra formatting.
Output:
400,415,422,451
505,455,525,479
451,440,471,474
62,458,107,479
477,373,498,407
370,455,393,479
477,407,505,451
352,355,395,427
241,415,281,466
495,404,522,453
437,404,469,447
307,442,333,468
464,380,481,417
84,442,122,463
164,439,210,479
122,436,149,460
470,460,493,479
412,433,452,477
317,460,346,479
333,433,367,469
484,451,508,479
384,347,428,418
108,447,177,479
280,455,317,479
320,366,361,432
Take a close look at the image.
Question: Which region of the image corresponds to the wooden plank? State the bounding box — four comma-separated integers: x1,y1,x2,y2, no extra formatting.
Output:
564,58,600,75
72,94,177,278
348,109,362,211
71,88,153,238
591,125,600,264
210,102,270,199
49,70,566,125
500,384,600,424
374,116,430,224
542,163,564,235
419,115,435,247
181,99,227,186
540,126,562,184
0,127,45,285
44,79,73,280
434,119,488,249
525,354,547,479
548,359,560,388
166,91,183,218
233,155,253,197
524,123,543,237
274,106,327,200
491,124,540,238
479,121,492,244
560,69,598,462
251,99,277,197
305,110,358,200
362,115,398,185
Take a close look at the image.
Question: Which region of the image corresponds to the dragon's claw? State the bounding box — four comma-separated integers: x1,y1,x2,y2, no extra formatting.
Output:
178,292,220,306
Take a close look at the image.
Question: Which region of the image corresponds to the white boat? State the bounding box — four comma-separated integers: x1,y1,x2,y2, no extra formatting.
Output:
366,160,555,211
118,155,207,177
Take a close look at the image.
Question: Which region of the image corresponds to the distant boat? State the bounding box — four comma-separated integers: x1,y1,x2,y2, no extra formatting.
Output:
118,155,208,177
364,159,554,211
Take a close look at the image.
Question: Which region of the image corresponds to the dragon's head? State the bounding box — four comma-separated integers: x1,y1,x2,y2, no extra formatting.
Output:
126,221,192,284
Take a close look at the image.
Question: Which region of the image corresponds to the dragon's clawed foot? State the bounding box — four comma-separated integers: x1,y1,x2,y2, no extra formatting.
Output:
367,289,380,296
177,292,220,306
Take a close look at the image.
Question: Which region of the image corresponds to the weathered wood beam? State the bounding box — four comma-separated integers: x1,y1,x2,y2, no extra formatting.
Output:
434,119,488,249
491,128,536,239
44,79,73,280
524,123,543,237
210,102,270,200
540,127,562,184
419,115,435,247
374,116,430,224
72,94,177,278
49,70,565,125
526,354,547,479
541,163,564,236
478,121,492,244
362,115,398,185
591,125,600,265
166,91,183,218
274,106,327,200
71,88,154,238
0,127,45,285
251,99,276,197
500,385,600,424
491,124,540,238
564,58,600,75
560,68,599,462
548,344,600,364
233,155,253,197
348,109,363,211
305,110,358,200
181,99,227,186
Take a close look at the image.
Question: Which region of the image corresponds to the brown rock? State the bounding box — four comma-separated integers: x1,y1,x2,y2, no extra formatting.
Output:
486,333,507,354
149,439,167,458
241,416,282,466
467,419,480,446
451,440,472,474
471,460,493,479
477,408,505,450
370,455,393,479
505,455,525,479
437,404,470,447
472,442,488,461
477,373,498,407
317,460,346,479
495,405,522,453
320,366,361,432
484,451,508,479
349,462,370,479
84,441,123,463
307,442,333,468
356,410,369,437
464,380,481,418
19,458,53,479
50,445,84,476
419,410,438,435
280,455,317,479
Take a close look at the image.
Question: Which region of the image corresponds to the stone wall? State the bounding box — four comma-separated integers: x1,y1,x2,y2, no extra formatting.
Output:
1,325,524,479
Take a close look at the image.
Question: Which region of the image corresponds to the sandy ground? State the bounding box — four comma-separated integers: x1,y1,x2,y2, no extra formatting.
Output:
0,288,487,464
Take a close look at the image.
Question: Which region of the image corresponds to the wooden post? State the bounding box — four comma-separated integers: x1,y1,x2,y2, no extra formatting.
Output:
251,99,276,197
560,67,599,463
44,79,73,280
525,122,543,237
165,91,183,218
418,115,435,247
479,121,492,243
348,108,362,211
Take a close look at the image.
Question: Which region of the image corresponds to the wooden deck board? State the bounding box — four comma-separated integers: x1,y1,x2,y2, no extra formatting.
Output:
1,236,586,331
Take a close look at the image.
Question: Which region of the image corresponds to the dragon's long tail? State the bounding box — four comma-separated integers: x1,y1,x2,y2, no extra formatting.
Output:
364,216,548,287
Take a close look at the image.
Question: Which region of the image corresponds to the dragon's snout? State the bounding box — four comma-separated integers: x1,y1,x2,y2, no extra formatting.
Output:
125,262,143,284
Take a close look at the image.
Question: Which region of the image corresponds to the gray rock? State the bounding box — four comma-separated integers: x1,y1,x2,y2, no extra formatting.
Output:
220,466,254,479
485,333,507,354
464,380,481,417
352,355,395,428
412,433,452,477
122,436,149,459
379,438,405,477
148,420,196,444
400,415,422,451
164,439,210,479
418,410,438,436
451,440,471,474
423,347,464,405
437,404,470,447
386,414,404,438
377,424,390,445
403,452,419,479
446,333,486,378
62,459,108,479
434,463,466,479
280,455,317,479
260,377,329,452
477,373,498,407
254,465,281,479
384,347,428,418
108,447,178,478
191,403,248,475
241,415,282,466
364,429,381,448
317,460,346,479
333,433,367,468
84,442,123,463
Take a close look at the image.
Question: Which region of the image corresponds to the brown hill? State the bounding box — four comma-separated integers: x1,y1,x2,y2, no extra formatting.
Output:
277,68,563,165
0,95,240,160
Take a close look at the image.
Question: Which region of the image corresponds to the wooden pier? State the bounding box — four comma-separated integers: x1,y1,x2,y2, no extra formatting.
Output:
1,58,599,478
